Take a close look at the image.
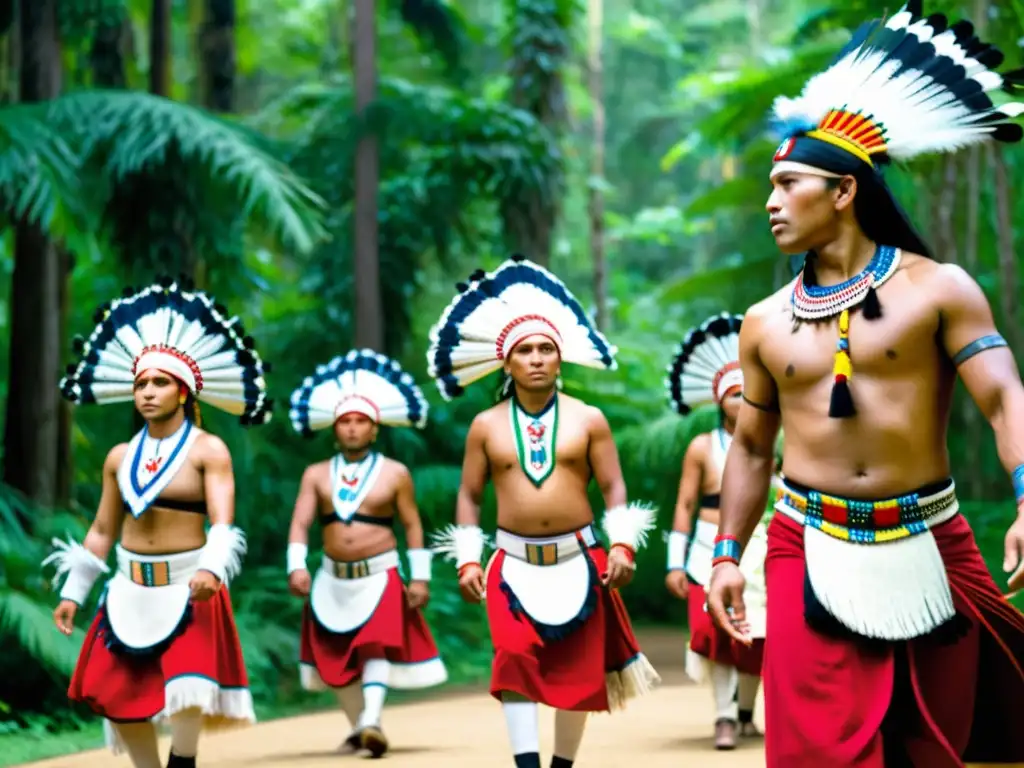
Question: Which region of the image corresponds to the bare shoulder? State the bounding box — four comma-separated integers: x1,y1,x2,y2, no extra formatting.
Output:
470,400,508,434
302,458,332,484
686,432,712,461
566,397,610,435
382,456,412,482
194,430,231,464
905,256,989,313
104,442,129,472
744,281,793,335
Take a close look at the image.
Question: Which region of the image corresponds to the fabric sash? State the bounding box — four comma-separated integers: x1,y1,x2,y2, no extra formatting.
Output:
738,521,768,639
309,550,396,634
685,519,717,587
117,422,199,519
330,452,384,523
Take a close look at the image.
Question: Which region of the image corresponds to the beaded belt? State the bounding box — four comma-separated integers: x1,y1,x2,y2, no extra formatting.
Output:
496,525,598,566
777,478,958,543
116,545,200,587
322,549,399,579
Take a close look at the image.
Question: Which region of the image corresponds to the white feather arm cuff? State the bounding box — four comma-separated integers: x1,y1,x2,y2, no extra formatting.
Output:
407,548,432,581
286,542,308,575
602,502,658,552
42,536,110,606
666,530,688,571
196,524,247,585
429,524,492,570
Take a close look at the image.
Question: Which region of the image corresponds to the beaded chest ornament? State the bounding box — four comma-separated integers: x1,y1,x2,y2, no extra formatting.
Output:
791,244,900,418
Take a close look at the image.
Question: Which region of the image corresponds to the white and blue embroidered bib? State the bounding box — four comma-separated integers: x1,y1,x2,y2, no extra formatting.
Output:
330,452,385,522
117,421,199,519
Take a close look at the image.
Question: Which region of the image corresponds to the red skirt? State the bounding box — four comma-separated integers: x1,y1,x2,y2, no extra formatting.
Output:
486,545,658,712
687,582,764,675
69,586,253,726
300,568,446,690
764,512,1024,767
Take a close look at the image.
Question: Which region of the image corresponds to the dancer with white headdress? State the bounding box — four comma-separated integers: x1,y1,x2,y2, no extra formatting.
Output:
664,312,768,750
286,350,447,758
46,277,269,768
702,2,1024,764
428,254,660,768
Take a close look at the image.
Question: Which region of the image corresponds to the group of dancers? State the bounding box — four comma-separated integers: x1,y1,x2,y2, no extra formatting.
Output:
43,2,1024,766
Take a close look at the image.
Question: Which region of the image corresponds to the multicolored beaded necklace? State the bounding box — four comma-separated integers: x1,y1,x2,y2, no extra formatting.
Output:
790,244,900,418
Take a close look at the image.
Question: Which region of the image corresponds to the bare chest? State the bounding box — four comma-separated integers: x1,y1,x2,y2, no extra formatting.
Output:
119,451,204,501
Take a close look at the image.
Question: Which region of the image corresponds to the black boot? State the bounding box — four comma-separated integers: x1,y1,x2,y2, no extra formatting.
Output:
167,753,196,768
514,753,541,768
551,757,574,767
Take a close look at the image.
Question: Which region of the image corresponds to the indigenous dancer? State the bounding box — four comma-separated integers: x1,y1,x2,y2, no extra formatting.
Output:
705,4,1024,765
286,349,447,758
45,279,269,768
427,255,660,768
664,313,766,749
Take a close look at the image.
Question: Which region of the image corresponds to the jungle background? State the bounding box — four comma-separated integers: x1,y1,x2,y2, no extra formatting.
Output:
0,0,1022,763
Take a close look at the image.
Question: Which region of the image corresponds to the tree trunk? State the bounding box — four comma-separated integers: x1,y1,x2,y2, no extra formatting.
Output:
198,0,235,111
353,0,383,351
587,0,607,331
0,0,17,102
3,0,62,513
149,0,171,97
990,144,1018,351
90,4,129,87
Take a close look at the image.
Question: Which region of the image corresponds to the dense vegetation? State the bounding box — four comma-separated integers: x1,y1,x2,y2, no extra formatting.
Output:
0,0,1022,763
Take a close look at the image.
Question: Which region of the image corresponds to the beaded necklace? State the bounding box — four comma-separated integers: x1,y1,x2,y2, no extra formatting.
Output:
790,244,900,418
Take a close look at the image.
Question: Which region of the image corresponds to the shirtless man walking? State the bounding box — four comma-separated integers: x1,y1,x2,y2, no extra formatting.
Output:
427,255,660,768
706,4,1024,764
287,349,446,758
664,312,766,749
46,279,269,768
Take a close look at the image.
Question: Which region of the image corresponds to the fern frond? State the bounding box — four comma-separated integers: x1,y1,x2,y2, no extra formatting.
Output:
0,589,84,676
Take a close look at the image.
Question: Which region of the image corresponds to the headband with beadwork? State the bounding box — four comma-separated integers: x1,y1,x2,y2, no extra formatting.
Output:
666,313,744,415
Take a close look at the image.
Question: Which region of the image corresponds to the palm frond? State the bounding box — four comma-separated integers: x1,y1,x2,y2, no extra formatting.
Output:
47,90,328,255
0,590,84,677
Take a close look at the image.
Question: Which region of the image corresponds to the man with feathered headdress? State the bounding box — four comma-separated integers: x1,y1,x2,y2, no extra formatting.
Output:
427,254,660,768
285,349,447,758
704,3,1024,765
45,278,272,768
663,313,768,749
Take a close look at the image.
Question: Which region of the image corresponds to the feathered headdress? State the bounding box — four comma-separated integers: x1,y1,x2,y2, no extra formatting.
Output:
666,313,743,415
60,278,272,425
289,349,428,436
426,254,616,400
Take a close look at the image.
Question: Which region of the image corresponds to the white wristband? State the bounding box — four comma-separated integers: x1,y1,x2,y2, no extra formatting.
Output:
430,524,490,570
42,536,110,606
667,531,688,571
287,542,309,575
196,524,247,585
407,548,432,582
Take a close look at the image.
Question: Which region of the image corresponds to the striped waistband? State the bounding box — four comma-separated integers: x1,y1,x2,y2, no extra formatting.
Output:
776,478,959,543
496,525,598,566
321,549,399,579
116,546,201,587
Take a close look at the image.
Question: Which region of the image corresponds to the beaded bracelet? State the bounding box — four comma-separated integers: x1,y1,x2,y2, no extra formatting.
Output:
1013,464,1024,504
712,534,742,566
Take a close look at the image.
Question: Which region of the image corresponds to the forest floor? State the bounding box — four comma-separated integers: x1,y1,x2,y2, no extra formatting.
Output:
20,629,766,767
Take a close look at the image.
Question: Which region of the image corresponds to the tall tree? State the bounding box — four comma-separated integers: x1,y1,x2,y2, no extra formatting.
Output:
3,0,63,511
198,0,235,112
588,0,607,330
150,0,171,96
353,0,384,350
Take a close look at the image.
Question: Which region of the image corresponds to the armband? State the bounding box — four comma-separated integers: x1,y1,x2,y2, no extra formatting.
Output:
286,542,309,575
1013,464,1024,504
602,502,658,557
196,524,247,585
666,530,689,571
407,549,432,582
743,394,780,413
430,524,492,570
712,534,742,567
42,536,110,606
951,334,1008,367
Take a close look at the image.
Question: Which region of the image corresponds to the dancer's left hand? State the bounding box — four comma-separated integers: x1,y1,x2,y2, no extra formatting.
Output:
190,570,221,602
1004,513,1024,592
603,546,636,589
406,580,429,609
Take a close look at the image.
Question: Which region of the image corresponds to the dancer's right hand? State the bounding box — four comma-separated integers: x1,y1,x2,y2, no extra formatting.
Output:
458,564,485,604
288,569,312,598
707,562,751,645
54,600,77,636
665,570,689,600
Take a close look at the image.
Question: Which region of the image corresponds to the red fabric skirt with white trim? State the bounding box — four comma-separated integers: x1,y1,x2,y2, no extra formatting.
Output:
764,512,1024,768
485,543,659,712
68,586,253,728
686,582,764,676
300,567,447,690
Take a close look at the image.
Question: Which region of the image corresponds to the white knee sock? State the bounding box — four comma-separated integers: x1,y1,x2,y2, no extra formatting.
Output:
502,698,540,756
335,683,364,729
358,659,390,728
710,662,738,721
553,709,588,761
170,707,203,758
113,721,161,768
737,672,760,720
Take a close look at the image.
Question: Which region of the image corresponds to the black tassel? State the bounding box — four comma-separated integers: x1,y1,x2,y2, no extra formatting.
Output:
862,285,882,319
828,377,856,418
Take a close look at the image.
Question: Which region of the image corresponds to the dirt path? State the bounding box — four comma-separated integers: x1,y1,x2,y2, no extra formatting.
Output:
26,630,766,767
